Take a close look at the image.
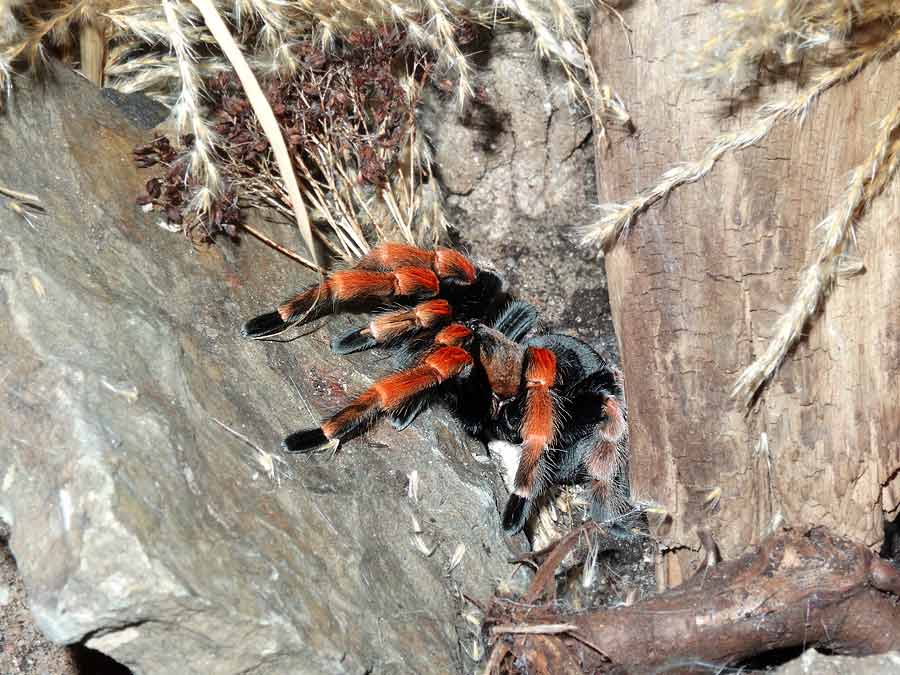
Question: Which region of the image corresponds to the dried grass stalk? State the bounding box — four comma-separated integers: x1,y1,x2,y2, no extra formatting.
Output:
162,0,222,217
189,0,318,266
78,21,104,85
732,103,900,403
4,1,611,259
582,26,900,252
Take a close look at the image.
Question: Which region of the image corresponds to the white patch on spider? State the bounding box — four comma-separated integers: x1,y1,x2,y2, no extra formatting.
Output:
488,440,521,492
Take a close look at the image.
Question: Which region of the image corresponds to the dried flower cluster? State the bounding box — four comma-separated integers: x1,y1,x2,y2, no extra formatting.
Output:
134,26,435,255
1,0,609,263
583,0,900,404
133,134,241,236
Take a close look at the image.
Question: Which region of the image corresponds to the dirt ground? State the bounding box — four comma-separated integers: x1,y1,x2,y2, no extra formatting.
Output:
0,524,131,675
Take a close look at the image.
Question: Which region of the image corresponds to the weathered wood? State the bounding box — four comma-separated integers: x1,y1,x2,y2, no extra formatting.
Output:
485,528,900,672
589,2,900,562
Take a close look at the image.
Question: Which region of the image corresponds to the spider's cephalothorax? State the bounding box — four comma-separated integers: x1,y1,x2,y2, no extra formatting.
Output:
241,243,629,535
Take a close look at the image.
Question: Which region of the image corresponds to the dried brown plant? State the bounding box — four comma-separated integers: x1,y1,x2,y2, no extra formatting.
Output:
1,0,609,263
583,0,900,404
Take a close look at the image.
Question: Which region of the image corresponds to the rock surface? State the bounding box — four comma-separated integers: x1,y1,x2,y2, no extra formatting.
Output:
0,67,515,675
0,522,128,675
775,650,900,675
424,29,618,359
1,523,78,675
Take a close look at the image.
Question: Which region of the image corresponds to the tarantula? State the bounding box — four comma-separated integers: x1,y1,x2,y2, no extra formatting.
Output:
241,243,629,535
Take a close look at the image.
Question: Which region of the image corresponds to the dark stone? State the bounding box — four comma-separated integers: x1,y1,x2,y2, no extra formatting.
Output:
0,66,512,675
423,29,618,360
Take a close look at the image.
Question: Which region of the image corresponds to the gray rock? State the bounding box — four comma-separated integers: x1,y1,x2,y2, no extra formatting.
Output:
424,29,618,359
0,67,516,675
776,650,900,675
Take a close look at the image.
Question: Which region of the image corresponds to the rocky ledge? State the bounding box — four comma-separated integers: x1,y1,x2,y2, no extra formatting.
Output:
0,68,516,675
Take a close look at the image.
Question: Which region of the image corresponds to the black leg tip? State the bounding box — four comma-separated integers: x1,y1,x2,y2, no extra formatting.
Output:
283,428,333,454
331,327,378,355
502,493,530,535
388,397,429,431
241,311,287,339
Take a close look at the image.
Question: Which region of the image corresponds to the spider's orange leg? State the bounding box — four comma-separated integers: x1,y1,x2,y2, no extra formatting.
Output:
241,267,441,338
283,329,474,453
331,299,454,354
241,244,477,339
356,243,477,284
586,394,629,523
502,347,558,534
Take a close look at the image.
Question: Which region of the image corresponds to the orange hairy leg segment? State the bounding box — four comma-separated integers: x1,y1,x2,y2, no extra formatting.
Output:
321,390,381,440
434,248,477,283
514,347,558,495
367,300,453,342
358,243,437,269
392,267,440,296
277,268,439,321
359,243,476,284
320,346,472,439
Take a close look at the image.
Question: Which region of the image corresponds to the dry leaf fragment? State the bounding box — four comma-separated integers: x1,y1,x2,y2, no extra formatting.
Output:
447,543,466,573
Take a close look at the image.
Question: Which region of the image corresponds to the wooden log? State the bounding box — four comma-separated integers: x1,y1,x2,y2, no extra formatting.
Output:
485,528,900,672
588,2,900,562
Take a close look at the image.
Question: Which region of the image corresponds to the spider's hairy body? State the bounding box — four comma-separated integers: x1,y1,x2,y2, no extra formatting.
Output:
242,243,629,535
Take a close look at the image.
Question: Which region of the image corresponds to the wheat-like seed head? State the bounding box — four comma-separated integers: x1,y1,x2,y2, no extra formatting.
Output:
732,103,900,403
688,0,900,86
162,0,223,220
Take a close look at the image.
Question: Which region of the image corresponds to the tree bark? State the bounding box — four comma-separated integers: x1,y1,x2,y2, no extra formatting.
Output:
589,2,900,568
